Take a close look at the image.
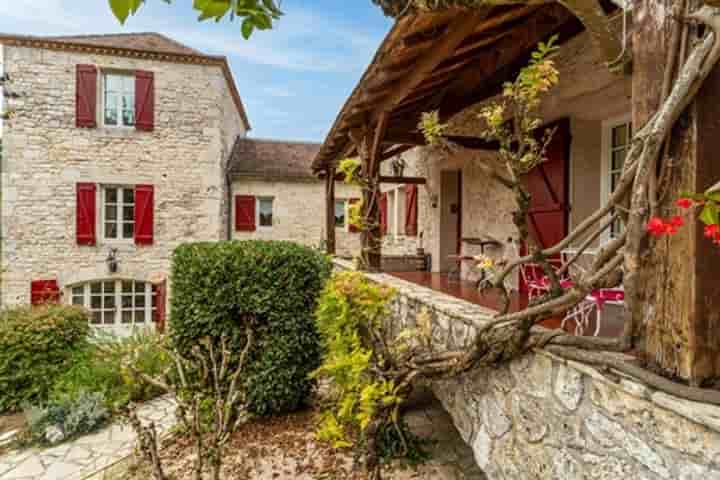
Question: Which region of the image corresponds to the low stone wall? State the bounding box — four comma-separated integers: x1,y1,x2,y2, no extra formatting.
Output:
334,260,720,479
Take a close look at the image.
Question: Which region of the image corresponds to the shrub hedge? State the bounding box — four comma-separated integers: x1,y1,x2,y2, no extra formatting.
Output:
0,305,90,412
170,240,332,416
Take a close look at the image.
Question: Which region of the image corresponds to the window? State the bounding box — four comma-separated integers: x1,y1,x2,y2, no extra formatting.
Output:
603,117,632,239
71,280,158,327
335,200,346,228
257,197,274,228
102,186,135,240
103,73,135,127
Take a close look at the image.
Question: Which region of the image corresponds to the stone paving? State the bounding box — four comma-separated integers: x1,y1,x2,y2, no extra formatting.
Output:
0,396,176,480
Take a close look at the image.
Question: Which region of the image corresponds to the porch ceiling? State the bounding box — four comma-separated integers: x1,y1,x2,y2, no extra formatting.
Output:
311,4,585,173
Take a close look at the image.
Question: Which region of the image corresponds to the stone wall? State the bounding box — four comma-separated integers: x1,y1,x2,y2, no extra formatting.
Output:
0,45,245,305
231,177,362,258
336,260,720,479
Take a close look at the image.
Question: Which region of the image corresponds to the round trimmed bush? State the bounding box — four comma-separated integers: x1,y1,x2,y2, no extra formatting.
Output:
170,240,332,416
0,305,90,412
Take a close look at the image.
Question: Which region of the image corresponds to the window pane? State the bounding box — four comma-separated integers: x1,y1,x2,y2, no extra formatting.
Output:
122,311,133,324
91,282,101,294
135,310,145,324
335,201,346,227
72,286,84,296
103,311,114,325
105,223,117,239
104,294,115,309
92,311,102,325
258,199,273,227
105,188,118,204
105,75,121,92
122,206,134,221
612,124,627,147
122,281,133,294
612,149,626,171
135,295,145,308
123,222,134,239
104,93,118,126
72,295,84,306
123,188,135,205
105,205,117,221
104,281,115,293
122,295,133,309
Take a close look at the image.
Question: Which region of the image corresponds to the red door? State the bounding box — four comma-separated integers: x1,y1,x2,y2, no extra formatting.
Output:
519,118,571,293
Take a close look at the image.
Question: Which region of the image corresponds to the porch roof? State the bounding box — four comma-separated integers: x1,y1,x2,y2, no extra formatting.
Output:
311,4,586,173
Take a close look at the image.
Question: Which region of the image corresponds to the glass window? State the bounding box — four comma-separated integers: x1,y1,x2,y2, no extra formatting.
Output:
258,197,274,227
103,186,134,240
334,200,346,228
104,73,135,127
71,280,158,327
608,121,632,238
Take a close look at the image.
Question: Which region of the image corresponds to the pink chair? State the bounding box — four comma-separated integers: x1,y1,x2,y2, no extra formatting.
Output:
562,288,624,336
520,259,569,301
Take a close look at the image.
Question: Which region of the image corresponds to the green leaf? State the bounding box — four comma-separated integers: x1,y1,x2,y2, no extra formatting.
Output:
241,18,255,39
699,201,719,225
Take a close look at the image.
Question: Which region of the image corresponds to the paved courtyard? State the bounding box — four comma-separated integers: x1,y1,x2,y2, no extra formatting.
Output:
0,396,176,480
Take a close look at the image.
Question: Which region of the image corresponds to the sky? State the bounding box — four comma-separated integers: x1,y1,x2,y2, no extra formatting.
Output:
0,1,393,142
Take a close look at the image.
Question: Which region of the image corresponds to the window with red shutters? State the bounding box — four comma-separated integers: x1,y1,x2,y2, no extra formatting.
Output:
135,70,155,131
76,65,98,128
380,193,388,236
134,185,154,245
31,280,61,305
76,183,97,246
348,198,360,233
405,185,418,237
235,195,256,232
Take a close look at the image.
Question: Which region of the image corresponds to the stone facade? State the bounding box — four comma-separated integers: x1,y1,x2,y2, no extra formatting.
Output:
0,40,245,307
231,177,361,258
336,260,720,479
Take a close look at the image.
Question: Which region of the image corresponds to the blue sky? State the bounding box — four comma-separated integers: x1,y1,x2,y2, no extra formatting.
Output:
0,1,392,141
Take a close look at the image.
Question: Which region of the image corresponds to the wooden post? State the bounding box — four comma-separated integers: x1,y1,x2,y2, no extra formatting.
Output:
634,0,720,383
325,167,336,255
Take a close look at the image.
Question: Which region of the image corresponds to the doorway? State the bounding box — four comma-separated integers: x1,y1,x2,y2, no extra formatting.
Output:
439,170,462,272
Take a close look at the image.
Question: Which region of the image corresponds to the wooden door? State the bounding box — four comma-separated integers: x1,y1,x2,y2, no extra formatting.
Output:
519,118,571,293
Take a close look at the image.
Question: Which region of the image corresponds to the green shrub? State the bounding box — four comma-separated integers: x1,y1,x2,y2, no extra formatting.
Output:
24,391,109,444
51,330,170,410
171,240,332,416
0,305,90,412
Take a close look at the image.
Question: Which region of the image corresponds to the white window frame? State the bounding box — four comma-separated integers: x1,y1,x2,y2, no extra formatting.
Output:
101,72,135,129
256,196,274,229
384,185,406,239
334,199,348,231
70,280,157,328
99,185,135,243
600,113,632,243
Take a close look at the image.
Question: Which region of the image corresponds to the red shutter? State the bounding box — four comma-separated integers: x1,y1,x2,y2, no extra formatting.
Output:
31,280,60,306
76,183,96,246
348,198,360,233
135,185,154,245
235,195,256,232
380,193,388,236
76,65,97,128
153,280,167,333
405,185,418,236
135,70,155,131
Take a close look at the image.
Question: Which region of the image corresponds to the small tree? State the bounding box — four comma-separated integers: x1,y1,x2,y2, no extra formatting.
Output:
123,327,255,480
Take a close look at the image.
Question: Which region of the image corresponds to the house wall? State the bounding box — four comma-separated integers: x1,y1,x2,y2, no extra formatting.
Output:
336,260,720,480
0,45,245,307
231,177,362,258
392,30,632,274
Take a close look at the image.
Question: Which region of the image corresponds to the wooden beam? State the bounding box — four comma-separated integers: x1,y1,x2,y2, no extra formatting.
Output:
383,131,500,150
379,176,427,185
369,112,389,177
373,10,488,118
325,167,336,255
380,144,414,162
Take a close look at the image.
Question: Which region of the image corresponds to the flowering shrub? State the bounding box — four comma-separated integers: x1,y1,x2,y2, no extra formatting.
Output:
649,189,720,244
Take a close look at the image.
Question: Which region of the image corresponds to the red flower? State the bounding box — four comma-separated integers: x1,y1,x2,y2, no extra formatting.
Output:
704,224,719,239
669,216,684,228
646,217,667,236
676,198,693,209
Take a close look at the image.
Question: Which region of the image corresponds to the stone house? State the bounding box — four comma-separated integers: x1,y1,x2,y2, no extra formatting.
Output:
228,137,361,258
0,32,249,335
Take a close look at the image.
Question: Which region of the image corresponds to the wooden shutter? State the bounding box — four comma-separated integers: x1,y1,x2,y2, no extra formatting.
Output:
235,195,256,232
380,193,388,236
348,198,360,233
405,185,418,236
31,280,60,305
135,185,155,245
76,183,97,246
76,65,97,128
153,280,167,333
135,70,155,131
